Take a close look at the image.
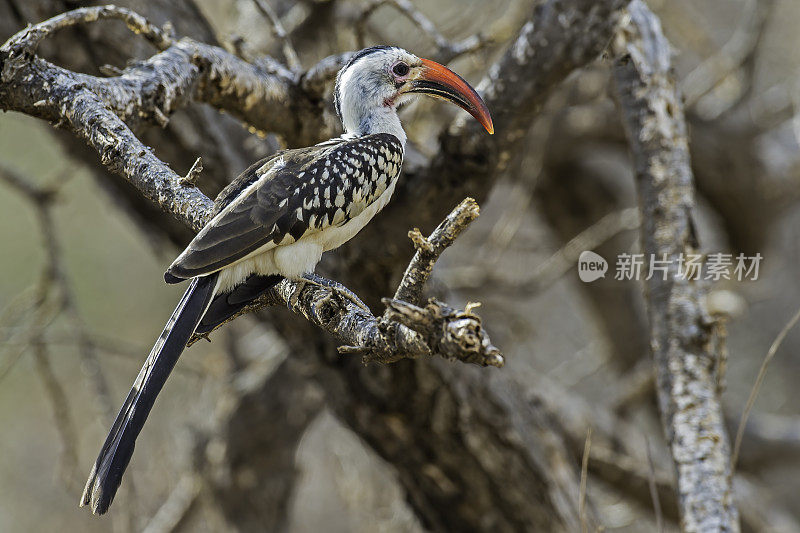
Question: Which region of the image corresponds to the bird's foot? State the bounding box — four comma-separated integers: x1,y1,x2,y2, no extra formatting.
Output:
301,273,371,313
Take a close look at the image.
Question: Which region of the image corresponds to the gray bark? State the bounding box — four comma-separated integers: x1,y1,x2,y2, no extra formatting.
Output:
611,2,739,531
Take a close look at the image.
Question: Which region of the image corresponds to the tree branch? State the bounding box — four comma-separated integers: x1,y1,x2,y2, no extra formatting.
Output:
611,1,739,530
355,0,490,63
393,197,480,305
252,0,302,72
3,5,172,55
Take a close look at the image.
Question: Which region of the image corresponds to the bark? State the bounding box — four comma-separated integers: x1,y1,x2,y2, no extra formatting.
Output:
611,2,739,531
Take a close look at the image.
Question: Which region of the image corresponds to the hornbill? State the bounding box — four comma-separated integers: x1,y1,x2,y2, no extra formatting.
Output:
80,46,493,514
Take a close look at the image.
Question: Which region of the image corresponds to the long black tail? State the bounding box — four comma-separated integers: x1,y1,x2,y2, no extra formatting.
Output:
81,274,218,514
196,274,282,335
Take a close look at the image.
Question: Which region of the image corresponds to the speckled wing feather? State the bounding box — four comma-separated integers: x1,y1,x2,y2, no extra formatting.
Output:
166,133,403,281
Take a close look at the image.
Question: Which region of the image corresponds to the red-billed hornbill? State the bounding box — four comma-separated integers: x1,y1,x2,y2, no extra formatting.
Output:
80,46,493,514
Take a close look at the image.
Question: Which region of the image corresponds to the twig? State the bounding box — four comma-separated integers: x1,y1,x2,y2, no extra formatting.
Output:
646,436,664,533
731,411,800,455
579,427,592,533
480,183,532,260
681,0,775,109
141,474,199,533
252,0,302,72
0,286,42,383
18,198,84,489
587,443,678,523
530,207,639,285
393,197,480,305
608,358,655,413
355,0,490,63
730,305,800,473
180,157,203,186
32,339,81,483
0,334,207,378
0,161,132,520
442,206,639,293
510,206,639,292
300,52,353,94
0,164,53,203
734,475,800,533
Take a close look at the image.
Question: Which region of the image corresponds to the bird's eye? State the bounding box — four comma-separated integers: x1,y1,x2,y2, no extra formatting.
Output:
392,62,410,77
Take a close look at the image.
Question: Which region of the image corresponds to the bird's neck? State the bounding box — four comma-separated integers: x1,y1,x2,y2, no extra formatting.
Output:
343,106,406,147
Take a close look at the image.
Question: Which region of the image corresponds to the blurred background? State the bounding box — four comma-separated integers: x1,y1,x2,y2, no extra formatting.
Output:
1,0,800,531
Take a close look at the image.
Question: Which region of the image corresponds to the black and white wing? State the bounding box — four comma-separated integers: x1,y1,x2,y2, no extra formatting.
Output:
165,133,404,282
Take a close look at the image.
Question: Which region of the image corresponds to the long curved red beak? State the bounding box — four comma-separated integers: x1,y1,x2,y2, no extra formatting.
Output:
406,58,494,134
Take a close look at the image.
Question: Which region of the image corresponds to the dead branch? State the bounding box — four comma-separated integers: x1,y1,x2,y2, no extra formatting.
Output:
579,427,593,533
645,437,665,533
355,0,490,63
140,474,199,533
4,5,172,55
612,1,739,531
381,297,502,367
731,305,800,472
252,0,302,72
394,197,480,304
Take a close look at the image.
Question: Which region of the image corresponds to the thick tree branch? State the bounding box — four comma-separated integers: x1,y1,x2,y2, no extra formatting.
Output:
611,2,739,531
4,4,172,55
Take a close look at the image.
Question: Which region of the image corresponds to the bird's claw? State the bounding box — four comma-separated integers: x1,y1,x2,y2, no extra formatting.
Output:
301,273,371,314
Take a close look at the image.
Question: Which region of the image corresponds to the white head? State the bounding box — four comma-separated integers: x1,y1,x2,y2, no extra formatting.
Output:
334,46,494,146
